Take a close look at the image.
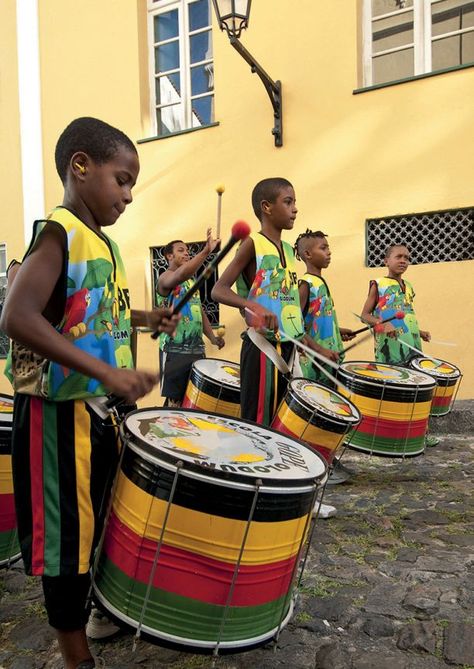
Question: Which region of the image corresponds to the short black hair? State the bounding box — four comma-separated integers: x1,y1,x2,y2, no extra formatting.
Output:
294,229,327,261
163,240,184,259
55,117,137,184
384,243,409,258
251,177,293,221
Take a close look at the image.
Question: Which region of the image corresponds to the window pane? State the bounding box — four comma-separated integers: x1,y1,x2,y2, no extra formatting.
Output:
189,0,211,31
432,1,474,37
372,47,414,83
154,41,180,73
373,10,413,53
191,64,214,95
432,31,474,68
156,104,183,135
0,246,6,275
153,10,179,43
191,95,213,126
190,30,212,63
155,73,181,105
372,0,413,18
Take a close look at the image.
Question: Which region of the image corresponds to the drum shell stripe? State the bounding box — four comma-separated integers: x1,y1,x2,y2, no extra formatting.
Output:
0,455,14,494
121,447,315,523
113,473,310,565
344,394,432,421
185,369,240,405
94,555,291,643
271,416,336,464
0,528,20,566
103,511,297,606
0,494,17,532
337,376,435,403
348,431,425,455
182,389,240,417
355,416,429,439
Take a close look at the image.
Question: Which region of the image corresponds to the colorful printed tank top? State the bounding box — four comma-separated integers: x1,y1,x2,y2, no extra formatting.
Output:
371,277,421,365
10,207,133,399
236,232,303,343
299,273,343,383
157,278,204,354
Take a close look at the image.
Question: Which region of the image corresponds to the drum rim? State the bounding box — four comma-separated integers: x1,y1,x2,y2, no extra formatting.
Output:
191,358,241,391
121,407,327,488
287,377,362,425
338,361,436,390
409,356,461,379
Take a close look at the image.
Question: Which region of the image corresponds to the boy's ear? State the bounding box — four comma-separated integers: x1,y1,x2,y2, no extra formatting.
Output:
261,199,271,215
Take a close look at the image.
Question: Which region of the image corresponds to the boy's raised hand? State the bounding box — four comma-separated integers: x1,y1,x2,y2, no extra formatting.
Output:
340,328,356,342
420,330,431,342
245,303,279,333
205,227,220,254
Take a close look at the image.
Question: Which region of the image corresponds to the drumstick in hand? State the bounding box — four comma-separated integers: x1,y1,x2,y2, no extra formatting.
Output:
351,311,405,336
151,220,251,339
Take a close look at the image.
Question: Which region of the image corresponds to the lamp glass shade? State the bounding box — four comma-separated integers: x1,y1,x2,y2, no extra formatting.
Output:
212,0,251,36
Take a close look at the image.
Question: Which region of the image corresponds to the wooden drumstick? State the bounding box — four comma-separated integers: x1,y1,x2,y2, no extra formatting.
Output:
351,310,405,336
216,184,225,240
151,220,251,340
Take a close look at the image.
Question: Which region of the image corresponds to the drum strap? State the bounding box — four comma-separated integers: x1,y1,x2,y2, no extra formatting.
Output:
247,328,292,375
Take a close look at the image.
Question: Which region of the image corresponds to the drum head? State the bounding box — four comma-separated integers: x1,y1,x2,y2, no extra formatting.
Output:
339,361,436,390
409,356,460,380
288,378,361,426
192,359,240,390
122,408,326,487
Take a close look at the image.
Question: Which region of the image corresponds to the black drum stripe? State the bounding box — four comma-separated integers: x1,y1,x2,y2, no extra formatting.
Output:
283,391,356,435
121,447,315,522
336,374,434,402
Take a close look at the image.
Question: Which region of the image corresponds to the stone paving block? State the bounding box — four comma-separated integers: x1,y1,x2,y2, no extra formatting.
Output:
443,621,474,666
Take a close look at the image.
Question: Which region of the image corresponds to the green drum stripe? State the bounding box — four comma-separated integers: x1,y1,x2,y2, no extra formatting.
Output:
0,528,20,563
348,431,424,454
95,556,291,643
42,403,61,569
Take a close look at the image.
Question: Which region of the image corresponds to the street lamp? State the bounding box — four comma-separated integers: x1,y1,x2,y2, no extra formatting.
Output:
211,0,283,147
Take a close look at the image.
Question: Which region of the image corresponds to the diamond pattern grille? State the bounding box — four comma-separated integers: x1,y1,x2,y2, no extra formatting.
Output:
366,208,474,267
151,241,220,325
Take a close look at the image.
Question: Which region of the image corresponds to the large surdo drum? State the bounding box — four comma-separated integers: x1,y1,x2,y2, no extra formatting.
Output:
0,394,21,568
182,359,241,417
408,357,461,417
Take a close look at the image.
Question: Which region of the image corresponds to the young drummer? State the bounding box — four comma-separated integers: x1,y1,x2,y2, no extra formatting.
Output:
294,229,355,381
0,117,178,669
294,229,355,487
361,244,431,364
156,231,225,406
212,177,312,425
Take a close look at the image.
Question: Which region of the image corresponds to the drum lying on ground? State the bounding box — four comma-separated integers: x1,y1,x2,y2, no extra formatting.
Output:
93,408,327,653
182,359,241,417
0,394,21,568
271,378,361,466
337,362,436,457
408,357,461,417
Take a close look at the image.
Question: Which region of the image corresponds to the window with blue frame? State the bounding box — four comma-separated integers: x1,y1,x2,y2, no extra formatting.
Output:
148,0,214,136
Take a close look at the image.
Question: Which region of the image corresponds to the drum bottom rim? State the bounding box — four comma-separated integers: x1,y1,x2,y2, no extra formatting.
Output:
345,442,425,458
0,552,22,569
92,585,294,652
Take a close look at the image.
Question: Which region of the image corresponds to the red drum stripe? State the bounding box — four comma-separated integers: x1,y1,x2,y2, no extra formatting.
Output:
270,417,333,463
356,416,428,439
0,493,16,531
432,395,453,407
30,398,45,574
103,512,296,607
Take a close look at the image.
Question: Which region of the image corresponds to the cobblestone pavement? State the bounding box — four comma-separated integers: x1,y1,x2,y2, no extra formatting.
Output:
1,429,473,669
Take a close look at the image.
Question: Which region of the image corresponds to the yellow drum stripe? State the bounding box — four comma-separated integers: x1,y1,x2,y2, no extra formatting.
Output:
184,384,240,417
347,394,432,420
113,473,308,565
0,455,13,494
275,406,343,451
434,386,454,399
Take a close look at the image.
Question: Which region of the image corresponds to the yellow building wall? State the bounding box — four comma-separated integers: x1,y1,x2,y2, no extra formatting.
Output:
1,0,472,401
0,1,27,395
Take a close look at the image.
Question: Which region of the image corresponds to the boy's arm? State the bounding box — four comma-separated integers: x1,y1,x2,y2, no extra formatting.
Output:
211,237,278,331
201,308,225,349
298,280,310,313
361,282,396,337
1,227,157,403
158,228,218,294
